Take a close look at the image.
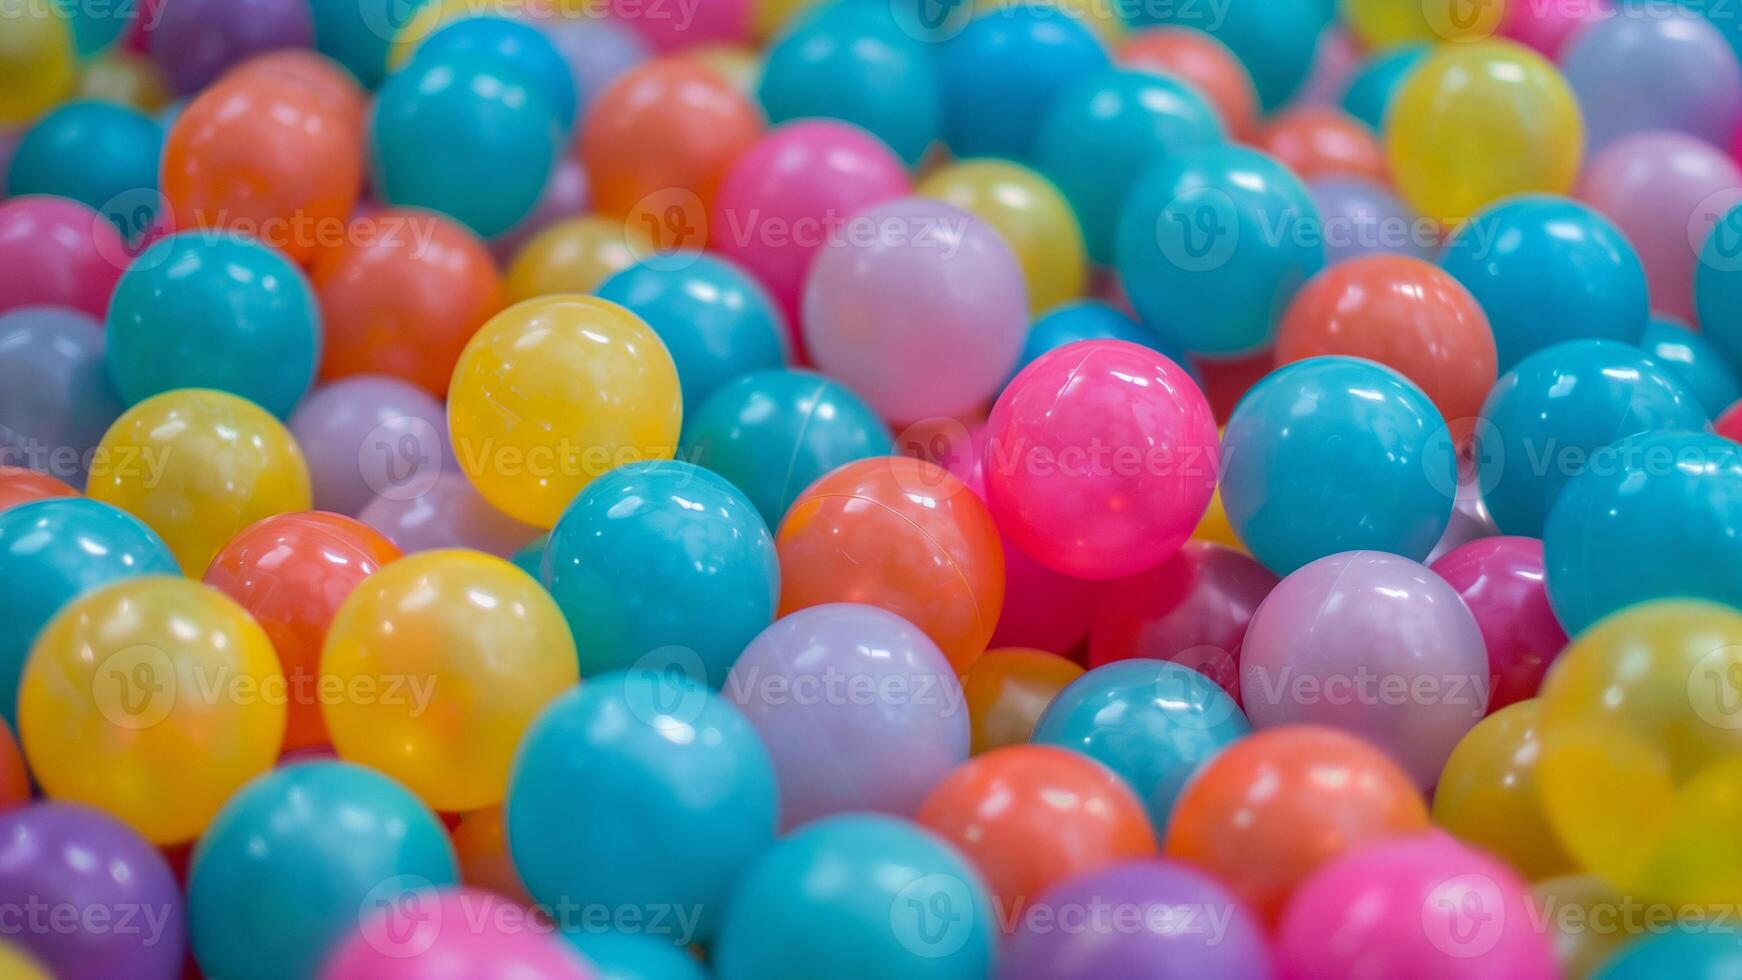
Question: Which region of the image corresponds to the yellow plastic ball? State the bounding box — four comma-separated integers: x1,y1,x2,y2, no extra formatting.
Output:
320,550,579,812
0,0,75,126
504,215,653,305
1432,698,1574,881
1192,484,1245,552
448,296,682,528
0,941,50,980
1341,0,1503,48
1386,40,1583,226
963,647,1085,755
917,159,1086,314
753,0,821,40
75,49,171,112
1538,600,1742,906
87,389,312,575
19,576,286,844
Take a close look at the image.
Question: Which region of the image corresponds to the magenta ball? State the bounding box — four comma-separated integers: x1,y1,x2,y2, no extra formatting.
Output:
957,459,1100,654
1501,0,1610,57
803,197,1027,422
1276,834,1557,979
289,375,448,517
322,888,592,980
607,0,745,52
984,340,1219,580
1430,536,1569,713
1561,8,1742,154
1239,550,1489,788
1578,130,1742,321
0,196,125,320
724,603,969,829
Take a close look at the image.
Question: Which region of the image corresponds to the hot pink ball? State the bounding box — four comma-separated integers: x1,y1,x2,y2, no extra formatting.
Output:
805,197,1028,423
0,196,126,319
322,887,593,980
984,340,1219,580
1430,536,1568,713
1276,833,1557,979
608,0,747,52
1578,129,1742,322
714,120,911,342
1501,0,1610,57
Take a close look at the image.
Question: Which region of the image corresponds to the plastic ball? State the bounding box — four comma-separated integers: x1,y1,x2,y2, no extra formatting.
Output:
777,456,1002,672
1343,0,1504,47
804,197,1026,422
561,932,706,980
917,159,1088,314
383,0,521,69
1430,537,1567,712
542,17,649,122
712,120,911,333
6,100,162,232
506,670,777,945
203,512,400,753
312,209,502,398
1275,833,1557,978
300,0,405,88
227,49,367,131
1545,431,1742,634
490,156,592,260
1500,0,1611,56
1387,41,1583,225
985,340,1219,579
1440,195,1649,371
1579,130,1742,322
1221,357,1457,575
1008,301,1182,384
1307,175,1430,266
0,0,74,125
0,196,125,319
1255,106,1386,184
1339,42,1428,130
326,886,590,978
87,388,311,574
917,745,1156,921
1532,874,1633,978
504,214,651,303
543,461,777,687
595,254,788,410
188,761,458,980
726,603,968,826
0,307,124,486
1125,0,1331,111
0,802,184,980
357,469,542,560
1118,25,1259,138
1591,929,1742,979
1480,339,1706,538
936,5,1109,161
757,1,940,165
447,295,682,529
288,375,448,517
105,232,319,418
0,466,74,515
1115,144,1325,357
962,648,1083,755
1561,7,1742,154
580,58,761,253
1034,67,1221,265
414,15,577,132
1033,659,1250,832
0,719,25,810
19,576,285,844
1087,542,1279,700
1642,316,1742,417
1433,698,1575,881
146,0,311,94
320,549,578,812
72,48,171,113
999,860,1273,980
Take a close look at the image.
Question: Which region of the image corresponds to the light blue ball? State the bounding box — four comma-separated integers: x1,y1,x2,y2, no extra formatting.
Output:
1116,144,1324,357
758,2,941,166
596,254,789,413
1010,301,1185,385
1592,925,1742,979
0,498,176,726
51,0,135,55
1221,356,1457,576
1642,315,1742,416
308,0,430,88
507,671,778,946
105,232,321,419
188,761,459,980
1695,199,1742,378
1032,660,1249,833
542,461,778,687
1126,0,1334,110
1036,67,1224,264
7,100,163,239
936,5,1109,161
415,15,578,132
370,53,562,238
1478,339,1708,538
1546,430,1742,635
562,930,711,980
511,532,549,581
712,813,995,980
1340,43,1429,130
1441,195,1649,373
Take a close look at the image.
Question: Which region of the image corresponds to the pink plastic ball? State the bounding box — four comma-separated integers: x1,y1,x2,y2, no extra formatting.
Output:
1287,26,1361,111
322,887,593,980
1501,0,1611,57
1578,129,1742,322
1430,537,1569,713
1276,833,1557,979
608,0,747,52
984,340,1219,580
804,197,1027,423
0,196,126,319
1240,550,1490,789
714,120,911,341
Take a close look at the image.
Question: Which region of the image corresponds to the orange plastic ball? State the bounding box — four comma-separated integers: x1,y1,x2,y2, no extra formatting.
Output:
0,467,75,515
0,718,28,812
313,209,502,397
579,58,762,253
160,73,363,264
1253,106,1388,184
777,456,1005,673
1164,725,1430,923
917,745,1156,924
224,49,366,132
453,805,532,905
962,648,1084,755
1275,255,1497,438
1120,26,1260,139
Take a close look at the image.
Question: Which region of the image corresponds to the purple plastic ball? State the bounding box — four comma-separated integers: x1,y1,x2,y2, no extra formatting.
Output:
1561,8,1742,154
148,0,314,96
0,308,124,488
1307,176,1431,266
288,374,447,517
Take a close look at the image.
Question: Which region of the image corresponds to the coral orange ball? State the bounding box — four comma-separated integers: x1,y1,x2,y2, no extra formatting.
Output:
0,718,27,812
0,467,75,516
1254,106,1388,183
1120,26,1259,138
224,49,365,132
